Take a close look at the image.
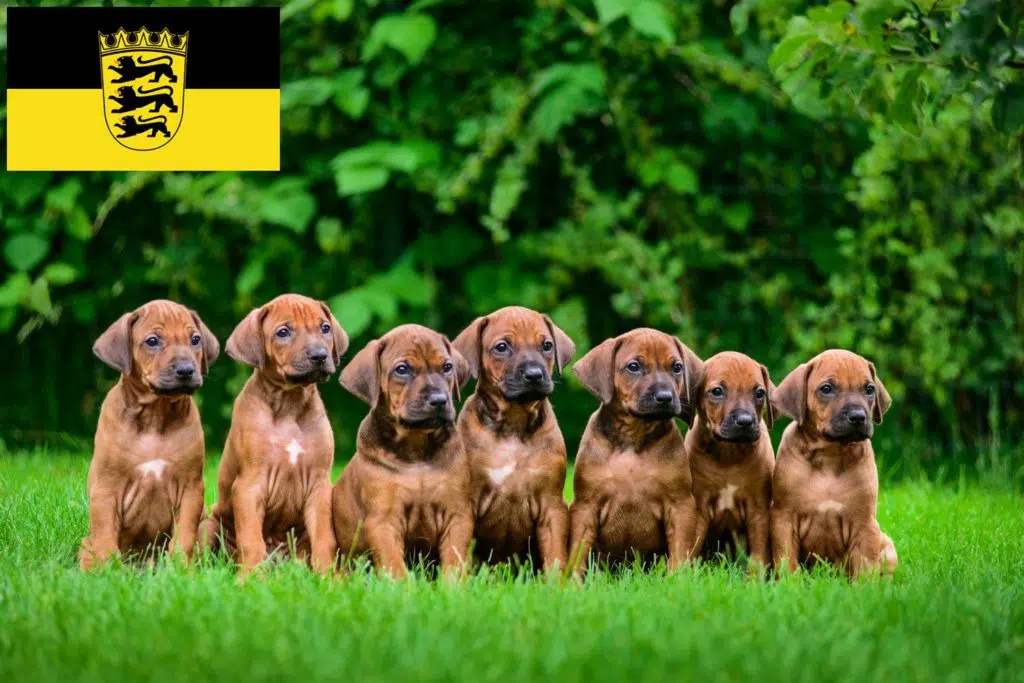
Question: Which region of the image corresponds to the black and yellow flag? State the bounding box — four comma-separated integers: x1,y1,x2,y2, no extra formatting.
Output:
7,7,279,171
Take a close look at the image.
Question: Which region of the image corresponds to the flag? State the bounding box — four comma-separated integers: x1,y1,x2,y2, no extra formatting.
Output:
7,6,280,171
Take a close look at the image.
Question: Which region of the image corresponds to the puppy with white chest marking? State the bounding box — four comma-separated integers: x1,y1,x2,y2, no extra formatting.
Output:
685,352,775,570
452,306,575,572
80,300,219,570
333,325,473,579
199,294,348,574
569,328,704,575
770,349,898,578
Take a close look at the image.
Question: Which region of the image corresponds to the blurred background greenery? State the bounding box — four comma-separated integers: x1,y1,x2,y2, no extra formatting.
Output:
1,0,1021,483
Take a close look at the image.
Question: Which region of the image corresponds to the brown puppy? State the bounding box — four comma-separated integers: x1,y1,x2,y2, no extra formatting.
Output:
452,306,575,572
333,324,473,579
200,294,347,574
770,349,898,578
80,300,219,570
685,352,775,570
569,328,704,574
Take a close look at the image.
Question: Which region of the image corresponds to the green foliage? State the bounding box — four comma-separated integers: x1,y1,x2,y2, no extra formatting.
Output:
0,0,1021,460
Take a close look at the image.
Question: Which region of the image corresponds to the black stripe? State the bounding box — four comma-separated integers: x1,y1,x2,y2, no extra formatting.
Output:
7,7,279,89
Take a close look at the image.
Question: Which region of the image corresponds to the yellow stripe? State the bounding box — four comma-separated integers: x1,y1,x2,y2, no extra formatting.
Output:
6,89,279,171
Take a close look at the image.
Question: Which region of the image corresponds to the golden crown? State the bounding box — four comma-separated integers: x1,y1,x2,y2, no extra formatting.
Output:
98,27,188,56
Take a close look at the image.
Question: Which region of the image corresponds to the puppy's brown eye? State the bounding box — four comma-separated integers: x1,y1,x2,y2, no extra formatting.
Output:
754,388,766,400
626,361,641,373
494,342,510,353
275,327,290,339
394,363,411,376
190,334,201,346
865,384,875,396
710,387,724,398
542,340,554,352
144,336,160,348
442,361,454,374
819,384,833,395
320,323,331,334
671,362,683,374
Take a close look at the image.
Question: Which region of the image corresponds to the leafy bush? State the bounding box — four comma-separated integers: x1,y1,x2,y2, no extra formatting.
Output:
1,0,1020,466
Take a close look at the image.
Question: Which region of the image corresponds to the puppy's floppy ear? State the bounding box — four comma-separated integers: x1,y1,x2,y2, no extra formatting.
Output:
318,300,349,365
189,309,220,376
868,361,892,424
93,310,139,375
451,316,488,381
543,315,576,375
573,337,619,404
340,339,382,405
759,364,775,430
443,336,471,403
672,337,704,427
774,361,812,425
226,307,267,369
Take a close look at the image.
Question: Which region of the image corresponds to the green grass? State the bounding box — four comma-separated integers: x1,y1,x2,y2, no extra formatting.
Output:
1,451,1022,683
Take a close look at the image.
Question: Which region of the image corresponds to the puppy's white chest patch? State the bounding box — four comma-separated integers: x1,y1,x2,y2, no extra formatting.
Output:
816,499,844,513
137,459,169,479
285,439,305,465
488,462,516,486
716,484,739,513
487,439,522,486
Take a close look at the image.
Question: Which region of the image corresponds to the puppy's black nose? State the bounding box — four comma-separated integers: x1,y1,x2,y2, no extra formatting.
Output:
523,365,545,383
654,388,675,405
307,347,328,365
847,407,868,425
733,411,755,428
426,390,449,408
174,362,195,379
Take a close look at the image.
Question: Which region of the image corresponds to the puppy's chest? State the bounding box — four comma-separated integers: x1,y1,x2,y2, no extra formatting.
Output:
692,461,762,523
474,438,546,493
590,451,680,508
256,418,332,473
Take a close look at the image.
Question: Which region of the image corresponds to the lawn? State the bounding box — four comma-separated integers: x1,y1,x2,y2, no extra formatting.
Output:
1,451,1022,683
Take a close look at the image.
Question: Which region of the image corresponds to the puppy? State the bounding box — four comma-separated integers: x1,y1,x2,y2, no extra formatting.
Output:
569,328,704,574
200,294,347,574
80,300,219,569
333,324,473,579
685,352,775,570
770,349,898,578
452,306,575,572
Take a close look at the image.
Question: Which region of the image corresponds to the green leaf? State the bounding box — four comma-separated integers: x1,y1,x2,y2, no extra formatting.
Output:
27,277,52,316
236,259,265,295
66,208,94,241
628,1,675,44
363,14,437,65
0,272,31,307
260,179,317,233
41,262,78,286
315,218,347,253
992,84,1024,134
594,0,632,25
490,177,527,220
664,162,698,194
4,234,49,272
329,290,373,337
723,203,754,232
336,166,390,196
44,178,83,214
333,70,370,119
768,33,815,73
281,77,335,110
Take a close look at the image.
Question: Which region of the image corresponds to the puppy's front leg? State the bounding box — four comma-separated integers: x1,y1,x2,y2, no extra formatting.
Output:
746,507,771,574
80,489,121,570
536,494,569,573
666,496,702,571
303,479,338,574
439,510,474,579
568,501,598,577
171,482,205,561
848,523,897,580
770,506,798,574
366,517,408,579
232,479,267,573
